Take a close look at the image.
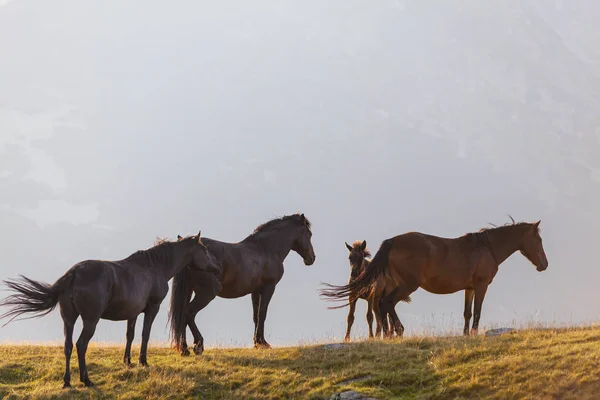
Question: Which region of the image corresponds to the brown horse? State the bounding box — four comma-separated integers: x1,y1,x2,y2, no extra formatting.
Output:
344,240,404,341
169,213,315,355
322,219,548,337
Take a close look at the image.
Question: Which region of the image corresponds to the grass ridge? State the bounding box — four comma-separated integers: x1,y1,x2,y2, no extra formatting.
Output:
1,327,599,399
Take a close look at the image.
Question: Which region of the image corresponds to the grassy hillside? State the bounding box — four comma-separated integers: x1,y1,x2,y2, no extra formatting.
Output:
1,326,600,399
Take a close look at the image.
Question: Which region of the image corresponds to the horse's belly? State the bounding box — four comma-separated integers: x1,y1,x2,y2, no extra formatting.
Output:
421,277,471,295
101,300,147,321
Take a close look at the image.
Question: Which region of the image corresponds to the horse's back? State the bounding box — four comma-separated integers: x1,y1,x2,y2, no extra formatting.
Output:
202,237,281,298
388,232,439,258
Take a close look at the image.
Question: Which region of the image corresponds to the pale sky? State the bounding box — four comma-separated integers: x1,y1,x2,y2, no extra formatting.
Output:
1,0,600,347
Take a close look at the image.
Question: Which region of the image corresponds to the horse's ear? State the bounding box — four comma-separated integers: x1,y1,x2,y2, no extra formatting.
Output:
361,240,367,251
345,242,353,252
533,220,541,229
177,235,183,240
300,213,306,220
197,230,202,241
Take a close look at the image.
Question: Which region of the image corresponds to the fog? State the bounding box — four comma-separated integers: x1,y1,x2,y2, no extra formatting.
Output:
1,0,600,347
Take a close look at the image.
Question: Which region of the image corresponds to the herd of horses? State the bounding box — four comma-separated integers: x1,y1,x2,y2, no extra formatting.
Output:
0,213,548,388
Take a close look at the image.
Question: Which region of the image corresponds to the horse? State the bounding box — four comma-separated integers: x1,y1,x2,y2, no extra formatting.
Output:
321,219,548,338
0,232,221,388
344,240,409,341
169,213,315,356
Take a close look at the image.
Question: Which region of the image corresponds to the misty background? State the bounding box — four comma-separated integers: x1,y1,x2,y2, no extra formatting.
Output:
1,0,600,347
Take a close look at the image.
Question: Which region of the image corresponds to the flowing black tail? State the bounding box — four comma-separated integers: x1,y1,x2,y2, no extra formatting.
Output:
320,239,409,309
0,271,74,326
168,266,193,351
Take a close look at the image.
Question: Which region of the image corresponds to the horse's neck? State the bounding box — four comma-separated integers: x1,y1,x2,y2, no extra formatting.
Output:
486,226,525,266
249,229,296,262
162,244,189,280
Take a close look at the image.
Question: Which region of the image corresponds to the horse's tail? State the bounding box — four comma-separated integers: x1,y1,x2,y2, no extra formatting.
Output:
0,270,75,326
320,239,397,309
168,266,193,352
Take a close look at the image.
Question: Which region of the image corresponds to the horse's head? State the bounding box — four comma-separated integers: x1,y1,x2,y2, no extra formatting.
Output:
345,240,369,279
177,231,222,275
519,220,548,272
291,214,316,266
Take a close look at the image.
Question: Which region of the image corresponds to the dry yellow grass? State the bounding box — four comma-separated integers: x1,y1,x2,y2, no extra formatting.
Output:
1,326,600,399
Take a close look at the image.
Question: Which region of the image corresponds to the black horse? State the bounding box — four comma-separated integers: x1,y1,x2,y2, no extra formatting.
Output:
169,213,315,355
0,232,220,388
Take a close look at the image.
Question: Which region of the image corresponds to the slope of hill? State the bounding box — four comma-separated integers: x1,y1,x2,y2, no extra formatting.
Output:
1,326,599,399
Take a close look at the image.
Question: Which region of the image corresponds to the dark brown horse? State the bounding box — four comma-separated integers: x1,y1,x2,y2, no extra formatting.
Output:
322,219,548,337
169,213,315,355
0,232,220,388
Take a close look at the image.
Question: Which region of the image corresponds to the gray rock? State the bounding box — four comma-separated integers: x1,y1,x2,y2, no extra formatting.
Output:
485,327,516,336
322,343,346,350
329,390,378,400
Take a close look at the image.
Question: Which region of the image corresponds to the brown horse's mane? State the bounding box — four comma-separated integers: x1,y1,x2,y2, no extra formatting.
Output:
350,240,372,258
462,218,538,248
251,213,312,236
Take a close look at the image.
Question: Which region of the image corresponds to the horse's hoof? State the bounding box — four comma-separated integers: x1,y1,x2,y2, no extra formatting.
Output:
344,336,351,342
254,342,272,349
83,379,94,388
181,348,191,357
140,361,149,367
193,343,204,356
62,382,71,389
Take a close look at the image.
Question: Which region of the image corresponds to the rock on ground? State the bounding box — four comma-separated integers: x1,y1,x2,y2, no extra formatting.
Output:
322,343,347,350
329,390,378,400
485,327,516,336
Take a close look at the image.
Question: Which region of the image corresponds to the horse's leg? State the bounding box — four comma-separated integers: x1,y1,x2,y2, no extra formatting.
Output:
60,301,78,389
344,299,357,342
187,287,218,356
139,303,160,367
123,317,137,366
381,284,416,339
251,291,260,344
463,289,474,336
254,284,276,349
381,298,404,338
366,297,375,339
378,296,391,338
471,284,489,335
76,318,99,387
372,295,383,339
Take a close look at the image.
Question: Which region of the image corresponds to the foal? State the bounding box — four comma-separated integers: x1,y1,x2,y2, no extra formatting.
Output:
344,240,376,341
344,240,409,340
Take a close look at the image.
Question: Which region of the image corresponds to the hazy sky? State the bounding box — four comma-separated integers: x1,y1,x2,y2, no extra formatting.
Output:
2,0,600,347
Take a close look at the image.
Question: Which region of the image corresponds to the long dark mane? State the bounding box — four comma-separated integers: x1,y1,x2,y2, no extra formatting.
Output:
125,237,183,266
247,213,312,240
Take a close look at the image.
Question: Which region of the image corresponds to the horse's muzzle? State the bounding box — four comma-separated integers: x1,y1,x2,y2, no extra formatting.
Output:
536,263,548,272
304,255,316,266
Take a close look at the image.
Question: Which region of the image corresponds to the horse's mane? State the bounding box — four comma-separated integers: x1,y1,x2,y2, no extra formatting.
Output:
125,236,190,266
250,213,312,236
350,240,372,258
462,217,538,248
